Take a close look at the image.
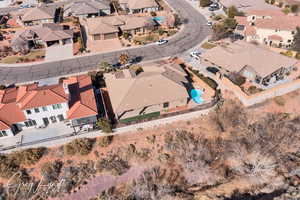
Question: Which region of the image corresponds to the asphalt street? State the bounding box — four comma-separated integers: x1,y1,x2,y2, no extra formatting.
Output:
0,0,211,85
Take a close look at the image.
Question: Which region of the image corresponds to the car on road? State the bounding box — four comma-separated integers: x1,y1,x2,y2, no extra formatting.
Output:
207,21,213,27
190,51,201,60
156,39,168,45
209,3,219,11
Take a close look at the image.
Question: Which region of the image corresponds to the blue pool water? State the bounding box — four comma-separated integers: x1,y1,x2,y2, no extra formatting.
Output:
153,16,165,22
190,89,204,104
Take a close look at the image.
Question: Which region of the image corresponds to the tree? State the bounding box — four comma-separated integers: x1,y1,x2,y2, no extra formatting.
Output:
292,27,300,52
119,53,129,68
223,18,237,29
227,6,244,18
96,118,112,133
291,4,299,13
199,0,212,7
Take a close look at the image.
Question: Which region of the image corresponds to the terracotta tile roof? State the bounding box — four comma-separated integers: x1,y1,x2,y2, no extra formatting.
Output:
0,120,10,131
66,75,98,119
245,26,256,36
246,9,285,16
18,84,68,109
268,34,283,41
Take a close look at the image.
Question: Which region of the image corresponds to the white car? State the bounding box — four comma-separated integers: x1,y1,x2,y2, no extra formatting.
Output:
207,21,213,26
156,39,168,45
190,51,201,60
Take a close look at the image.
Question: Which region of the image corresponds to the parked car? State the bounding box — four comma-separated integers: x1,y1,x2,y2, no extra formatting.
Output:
206,66,219,74
190,51,201,60
156,39,168,45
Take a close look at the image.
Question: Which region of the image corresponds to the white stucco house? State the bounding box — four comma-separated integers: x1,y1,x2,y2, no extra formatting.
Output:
234,10,300,48
0,75,99,138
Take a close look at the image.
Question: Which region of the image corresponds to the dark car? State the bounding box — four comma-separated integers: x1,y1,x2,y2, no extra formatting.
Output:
206,66,219,74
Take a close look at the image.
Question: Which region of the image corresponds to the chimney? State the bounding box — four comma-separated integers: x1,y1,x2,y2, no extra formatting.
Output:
63,82,69,95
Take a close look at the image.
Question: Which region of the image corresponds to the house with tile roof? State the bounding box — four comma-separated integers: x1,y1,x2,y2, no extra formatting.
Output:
234,10,300,48
64,0,111,19
83,15,156,40
119,0,159,14
0,75,98,138
11,23,73,52
18,5,63,26
104,62,191,121
201,41,298,86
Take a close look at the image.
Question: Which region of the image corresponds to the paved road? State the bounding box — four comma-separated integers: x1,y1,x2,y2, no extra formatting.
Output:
0,0,211,85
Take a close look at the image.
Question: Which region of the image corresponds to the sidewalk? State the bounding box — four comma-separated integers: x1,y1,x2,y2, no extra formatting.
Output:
1,105,216,153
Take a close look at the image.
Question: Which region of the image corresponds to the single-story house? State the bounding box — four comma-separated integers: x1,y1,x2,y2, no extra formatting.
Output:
119,0,159,14
104,62,191,121
201,41,298,86
83,15,156,40
64,0,111,19
11,23,73,52
0,75,98,137
18,5,63,26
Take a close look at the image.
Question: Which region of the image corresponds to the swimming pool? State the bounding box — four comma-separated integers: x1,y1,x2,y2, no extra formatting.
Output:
190,89,204,104
153,16,165,22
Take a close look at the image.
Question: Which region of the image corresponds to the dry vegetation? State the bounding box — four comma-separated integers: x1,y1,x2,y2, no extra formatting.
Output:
0,96,299,199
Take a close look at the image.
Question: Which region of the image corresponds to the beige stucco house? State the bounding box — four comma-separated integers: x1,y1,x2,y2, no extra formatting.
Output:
104,62,191,121
234,10,300,48
119,0,159,14
83,15,156,40
201,41,298,86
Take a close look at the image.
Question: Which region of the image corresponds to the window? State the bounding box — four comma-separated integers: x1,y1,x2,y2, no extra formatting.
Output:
26,110,32,114
52,104,62,110
34,108,40,113
288,39,292,43
0,131,7,137
50,116,57,123
24,120,37,127
57,114,64,122
292,31,295,34
163,102,169,108
42,106,48,111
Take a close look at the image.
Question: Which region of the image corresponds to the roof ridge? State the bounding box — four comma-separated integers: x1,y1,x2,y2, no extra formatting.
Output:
115,78,137,112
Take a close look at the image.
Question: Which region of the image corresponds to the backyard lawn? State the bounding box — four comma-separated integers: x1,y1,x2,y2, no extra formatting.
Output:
0,50,45,64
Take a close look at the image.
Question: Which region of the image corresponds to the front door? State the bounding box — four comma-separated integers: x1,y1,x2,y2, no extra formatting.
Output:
43,118,49,126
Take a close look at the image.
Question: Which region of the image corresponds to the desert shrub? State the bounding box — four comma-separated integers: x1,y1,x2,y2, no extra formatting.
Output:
150,11,157,16
96,154,130,175
41,160,63,183
96,118,112,133
0,155,20,178
295,52,300,59
274,96,285,106
10,147,47,166
199,0,212,7
64,138,95,156
158,28,165,36
98,136,114,147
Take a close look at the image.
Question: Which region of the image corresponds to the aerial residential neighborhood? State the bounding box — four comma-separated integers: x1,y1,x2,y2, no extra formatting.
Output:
0,0,300,199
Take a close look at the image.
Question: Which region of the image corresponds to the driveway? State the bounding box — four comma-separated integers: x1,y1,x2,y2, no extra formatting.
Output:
45,44,73,61
0,0,211,85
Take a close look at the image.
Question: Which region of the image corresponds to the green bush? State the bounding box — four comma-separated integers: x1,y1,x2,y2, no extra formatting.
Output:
96,118,112,133
295,52,300,59
119,112,160,124
280,50,293,57
189,69,218,89
158,29,165,36
199,0,212,7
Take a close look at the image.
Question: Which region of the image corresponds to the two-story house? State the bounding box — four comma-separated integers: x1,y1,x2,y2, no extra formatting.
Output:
234,10,300,48
119,0,159,14
0,75,98,138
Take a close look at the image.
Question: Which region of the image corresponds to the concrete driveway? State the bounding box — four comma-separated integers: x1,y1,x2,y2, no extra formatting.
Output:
45,44,74,61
